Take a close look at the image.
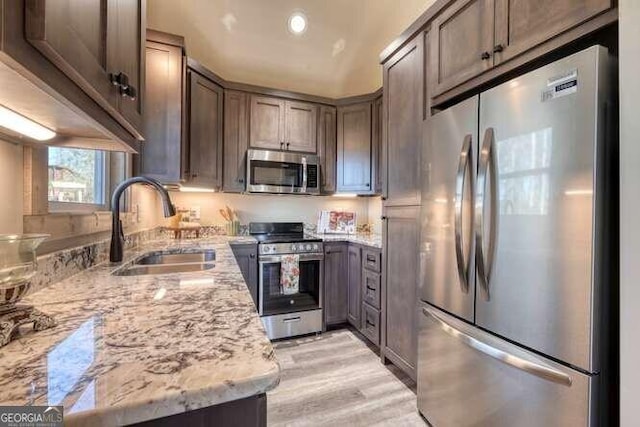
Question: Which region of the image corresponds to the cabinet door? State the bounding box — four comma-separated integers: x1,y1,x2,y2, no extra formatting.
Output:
324,243,348,326
140,38,183,183
347,245,362,328
383,35,423,206
25,0,117,110
337,102,372,193
429,0,495,97
285,100,318,153
250,95,285,150
223,90,250,193
188,70,224,189
231,244,258,308
318,106,337,194
110,0,145,132
382,206,420,380
494,0,613,64
373,96,383,195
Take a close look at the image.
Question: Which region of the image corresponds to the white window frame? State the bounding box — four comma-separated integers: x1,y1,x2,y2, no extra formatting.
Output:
47,148,130,214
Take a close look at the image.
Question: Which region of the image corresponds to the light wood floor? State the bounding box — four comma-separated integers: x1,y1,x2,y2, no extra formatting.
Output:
267,328,427,426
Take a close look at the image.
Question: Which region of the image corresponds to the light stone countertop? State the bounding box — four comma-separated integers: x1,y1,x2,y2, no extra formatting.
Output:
309,232,382,249
0,236,279,426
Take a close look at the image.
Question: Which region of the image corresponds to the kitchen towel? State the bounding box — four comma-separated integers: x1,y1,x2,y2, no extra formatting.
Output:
280,254,300,295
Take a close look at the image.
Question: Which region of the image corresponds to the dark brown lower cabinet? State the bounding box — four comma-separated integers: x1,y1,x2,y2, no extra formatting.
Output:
231,243,258,308
381,206,420,380
361,302,380,345
132,393,266,427
323,243,348,326
347,245,362,328
323,243,382,347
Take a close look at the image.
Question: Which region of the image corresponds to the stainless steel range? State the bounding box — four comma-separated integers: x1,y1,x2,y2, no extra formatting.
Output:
250,222,323,340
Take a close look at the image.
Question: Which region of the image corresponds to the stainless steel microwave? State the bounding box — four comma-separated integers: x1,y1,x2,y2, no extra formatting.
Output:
246,149,320,195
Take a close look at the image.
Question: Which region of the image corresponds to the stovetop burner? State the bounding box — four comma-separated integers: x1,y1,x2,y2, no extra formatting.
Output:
253,235,322,244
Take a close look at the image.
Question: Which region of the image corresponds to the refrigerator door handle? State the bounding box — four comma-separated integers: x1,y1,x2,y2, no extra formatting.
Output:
455,134,473,293
475,127,497,299
422,307,573,387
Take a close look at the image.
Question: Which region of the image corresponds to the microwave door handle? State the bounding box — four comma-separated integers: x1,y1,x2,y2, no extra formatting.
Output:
302,157,308,193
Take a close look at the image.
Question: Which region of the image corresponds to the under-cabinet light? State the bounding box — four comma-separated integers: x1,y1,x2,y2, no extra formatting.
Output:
333,193,358,198
564,189,593,196
0,105,56,141
179,187,216,193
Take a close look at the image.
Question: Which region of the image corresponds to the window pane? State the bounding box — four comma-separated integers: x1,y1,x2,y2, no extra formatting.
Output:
48,147,105,204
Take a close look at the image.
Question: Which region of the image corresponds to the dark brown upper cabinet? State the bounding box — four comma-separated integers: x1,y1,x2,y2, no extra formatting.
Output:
493,0,613,64
109,0,145,132
383,34,423,207
250,95,318,153
429,0,614,99
25,0,146,140
318,106,337,194
187,70,224,189
373,95,383,195
337,102,373,193
250,95,285,150
223,90,250,193
285,100,318,153
429,0,495,97
139,31,185,183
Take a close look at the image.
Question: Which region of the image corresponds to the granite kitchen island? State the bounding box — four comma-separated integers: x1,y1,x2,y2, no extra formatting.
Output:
0,236,280,426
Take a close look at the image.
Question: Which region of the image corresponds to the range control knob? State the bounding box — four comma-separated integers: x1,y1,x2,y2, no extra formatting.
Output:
313,244,319,251
291,244,297,252
305,244,311,251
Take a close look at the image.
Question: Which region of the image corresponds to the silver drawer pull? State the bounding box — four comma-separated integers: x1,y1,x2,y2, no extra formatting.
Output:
283,316,301,323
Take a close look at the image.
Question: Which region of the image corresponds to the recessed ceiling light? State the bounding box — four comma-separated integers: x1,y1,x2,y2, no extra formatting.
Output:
288,12,307,35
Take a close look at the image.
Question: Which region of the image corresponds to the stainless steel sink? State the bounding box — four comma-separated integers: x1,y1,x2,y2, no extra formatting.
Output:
113,262,215,276
135,250,215,265
113,249,216,276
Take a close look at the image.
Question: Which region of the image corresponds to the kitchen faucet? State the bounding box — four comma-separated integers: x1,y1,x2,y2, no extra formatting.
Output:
110,176,176,262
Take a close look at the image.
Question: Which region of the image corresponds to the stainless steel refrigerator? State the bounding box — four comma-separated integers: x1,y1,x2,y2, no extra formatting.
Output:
417,45,617,426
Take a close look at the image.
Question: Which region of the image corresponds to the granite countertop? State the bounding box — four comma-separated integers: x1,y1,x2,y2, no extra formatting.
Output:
0,236,280,426
309,232,382,249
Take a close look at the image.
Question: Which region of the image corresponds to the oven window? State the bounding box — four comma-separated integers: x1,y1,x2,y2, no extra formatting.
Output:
250,160,303,188
261,259,321,316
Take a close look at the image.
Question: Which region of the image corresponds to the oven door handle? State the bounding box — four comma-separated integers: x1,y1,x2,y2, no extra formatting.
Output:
259,254,324,263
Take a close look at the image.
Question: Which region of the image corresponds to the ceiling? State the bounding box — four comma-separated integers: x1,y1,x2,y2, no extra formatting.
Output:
147,0,435,99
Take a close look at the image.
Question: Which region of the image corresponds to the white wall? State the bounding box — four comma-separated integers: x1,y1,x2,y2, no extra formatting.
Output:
619,1,639,425
368,196,383,234
168,191,378,229
0,139,23,234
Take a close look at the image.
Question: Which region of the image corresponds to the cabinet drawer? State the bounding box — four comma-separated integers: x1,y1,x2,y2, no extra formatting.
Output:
363,248,381,273
362,269,381,309
361,303,380,345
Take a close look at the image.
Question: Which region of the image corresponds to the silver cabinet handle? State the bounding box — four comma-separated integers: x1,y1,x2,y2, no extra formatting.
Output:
475,128,497,299
422,307,572,386
455,134,473,293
